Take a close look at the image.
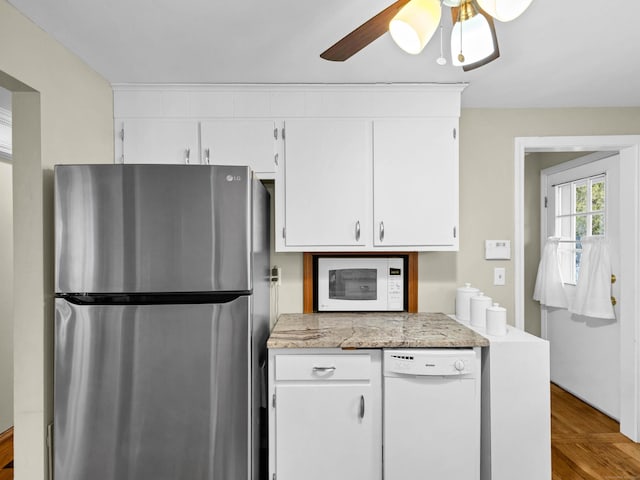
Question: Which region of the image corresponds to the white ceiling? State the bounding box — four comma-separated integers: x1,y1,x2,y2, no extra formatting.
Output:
7,0,640,108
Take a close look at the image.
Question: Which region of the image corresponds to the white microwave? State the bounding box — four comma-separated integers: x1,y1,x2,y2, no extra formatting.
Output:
317,257,405,312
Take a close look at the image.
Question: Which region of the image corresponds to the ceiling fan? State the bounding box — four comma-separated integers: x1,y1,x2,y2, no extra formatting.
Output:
320,0,533,71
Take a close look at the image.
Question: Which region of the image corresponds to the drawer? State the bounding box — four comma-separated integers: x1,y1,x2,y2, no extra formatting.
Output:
275,354,372,381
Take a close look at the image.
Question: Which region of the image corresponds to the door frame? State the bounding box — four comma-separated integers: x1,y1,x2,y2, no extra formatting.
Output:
514,135,640,441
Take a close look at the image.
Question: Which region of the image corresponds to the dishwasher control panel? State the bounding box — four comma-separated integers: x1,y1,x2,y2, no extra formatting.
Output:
383,349,476,376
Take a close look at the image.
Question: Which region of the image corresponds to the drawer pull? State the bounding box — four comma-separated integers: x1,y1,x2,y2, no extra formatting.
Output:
359,395,365,419
312,366,336,374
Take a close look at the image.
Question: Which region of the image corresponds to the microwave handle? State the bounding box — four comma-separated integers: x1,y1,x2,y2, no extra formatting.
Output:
355,220,361,241
379,221,385,242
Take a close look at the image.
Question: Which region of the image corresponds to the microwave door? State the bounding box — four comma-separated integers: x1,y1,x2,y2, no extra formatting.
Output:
321,265,387,311
329,269,378,301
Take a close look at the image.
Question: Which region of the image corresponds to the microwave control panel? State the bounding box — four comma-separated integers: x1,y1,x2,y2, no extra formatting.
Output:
387,258,404,311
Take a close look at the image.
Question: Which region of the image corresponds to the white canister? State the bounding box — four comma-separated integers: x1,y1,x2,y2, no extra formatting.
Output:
455,283,480,322
486,303,508,336
470,293,492,328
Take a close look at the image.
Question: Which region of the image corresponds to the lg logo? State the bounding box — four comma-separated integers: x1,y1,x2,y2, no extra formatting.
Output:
226,175,242,182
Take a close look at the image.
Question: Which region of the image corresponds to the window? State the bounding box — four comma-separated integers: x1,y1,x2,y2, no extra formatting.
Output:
554,173,606,284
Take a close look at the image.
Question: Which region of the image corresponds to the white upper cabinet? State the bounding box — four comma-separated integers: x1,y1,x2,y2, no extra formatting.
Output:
373,118,458,248
280,119,371,248
200,119,277,176
276,117,459,252
113,84,464,251
118,119,199,165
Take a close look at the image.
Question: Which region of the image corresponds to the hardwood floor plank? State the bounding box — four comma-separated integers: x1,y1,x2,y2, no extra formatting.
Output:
551,384,619,435
551,383,640,480
552,446,589,480
614,442,640,464
553,433,633,445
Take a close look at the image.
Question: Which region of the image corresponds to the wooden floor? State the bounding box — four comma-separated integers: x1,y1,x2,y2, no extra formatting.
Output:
552,382,640,479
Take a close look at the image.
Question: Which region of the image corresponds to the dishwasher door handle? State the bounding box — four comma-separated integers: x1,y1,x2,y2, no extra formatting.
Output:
359,395,365,419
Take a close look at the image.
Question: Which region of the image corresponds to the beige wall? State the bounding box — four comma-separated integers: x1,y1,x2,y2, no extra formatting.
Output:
0,161,12,433
0,1,113,478
272,108,640,333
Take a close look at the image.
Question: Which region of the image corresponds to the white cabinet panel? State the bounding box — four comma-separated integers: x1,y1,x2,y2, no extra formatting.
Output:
282,119,371,247
269,349,382,480
373,118,458,248
119,119,199,165
275,384,377,480
200,119,277,176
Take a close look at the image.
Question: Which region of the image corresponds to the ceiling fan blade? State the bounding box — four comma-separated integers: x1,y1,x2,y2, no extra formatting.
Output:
320,0,412,61
450,3,500,71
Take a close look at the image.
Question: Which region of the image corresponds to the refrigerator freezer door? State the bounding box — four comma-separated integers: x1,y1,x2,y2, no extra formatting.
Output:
54,297,252,480
55,164,252,294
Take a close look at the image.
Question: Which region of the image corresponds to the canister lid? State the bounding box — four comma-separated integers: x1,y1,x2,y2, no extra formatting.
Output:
487,302,506,312
457,283,479,293
471,292,492,300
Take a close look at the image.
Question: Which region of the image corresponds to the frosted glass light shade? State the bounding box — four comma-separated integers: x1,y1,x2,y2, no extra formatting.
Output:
476,0,534,21
389,0,442,55
451,13,495,66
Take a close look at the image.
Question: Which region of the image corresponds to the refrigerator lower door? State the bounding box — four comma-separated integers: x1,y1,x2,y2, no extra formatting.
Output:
54,296,252,480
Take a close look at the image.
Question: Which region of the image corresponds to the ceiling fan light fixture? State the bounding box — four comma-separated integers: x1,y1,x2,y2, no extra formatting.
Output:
476,0,534,22
450,8,498,68
389,0,442,54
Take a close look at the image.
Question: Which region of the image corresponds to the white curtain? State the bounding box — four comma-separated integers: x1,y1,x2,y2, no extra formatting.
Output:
533,237,568,308
570,236,615,319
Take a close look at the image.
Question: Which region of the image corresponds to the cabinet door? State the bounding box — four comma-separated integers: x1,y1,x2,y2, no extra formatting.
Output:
373,118,458,248
282,119,371,247
275,384,377,480
200,119,277,176
119,119,199,164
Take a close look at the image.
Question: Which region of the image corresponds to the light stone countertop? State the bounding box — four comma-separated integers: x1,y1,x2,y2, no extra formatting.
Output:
267,312,489,349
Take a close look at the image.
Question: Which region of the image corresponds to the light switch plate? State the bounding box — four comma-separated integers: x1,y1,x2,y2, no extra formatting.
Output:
485,240,511,260
494,267,506,286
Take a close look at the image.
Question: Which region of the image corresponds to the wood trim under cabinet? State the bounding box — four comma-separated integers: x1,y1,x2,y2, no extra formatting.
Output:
0,427,13,470
302,252,418,313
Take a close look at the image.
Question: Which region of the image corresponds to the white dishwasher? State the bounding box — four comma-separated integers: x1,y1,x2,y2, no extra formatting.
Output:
383,348,481,480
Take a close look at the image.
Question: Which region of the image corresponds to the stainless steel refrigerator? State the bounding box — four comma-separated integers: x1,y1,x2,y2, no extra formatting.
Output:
53,164,270,480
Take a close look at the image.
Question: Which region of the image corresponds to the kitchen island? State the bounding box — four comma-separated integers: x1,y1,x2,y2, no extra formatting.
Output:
266,312,550,480
267,312,489,349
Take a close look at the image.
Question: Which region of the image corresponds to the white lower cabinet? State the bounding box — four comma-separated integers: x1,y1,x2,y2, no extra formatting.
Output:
268,350,382,480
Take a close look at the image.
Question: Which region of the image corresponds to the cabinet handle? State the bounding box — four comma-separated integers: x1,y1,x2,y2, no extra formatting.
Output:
379,221,385,242
185,148,191,165
274,153,279,166
359,395,365,419
355,221,361,241
204,148,210,165
312,366,336,374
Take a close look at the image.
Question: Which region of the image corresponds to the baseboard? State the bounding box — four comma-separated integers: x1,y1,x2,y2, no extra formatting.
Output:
0,427,13,470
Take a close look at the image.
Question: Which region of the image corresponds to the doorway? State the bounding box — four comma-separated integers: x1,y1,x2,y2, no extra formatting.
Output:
0,85,13,450
515,135,640,442
541,154,620,420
